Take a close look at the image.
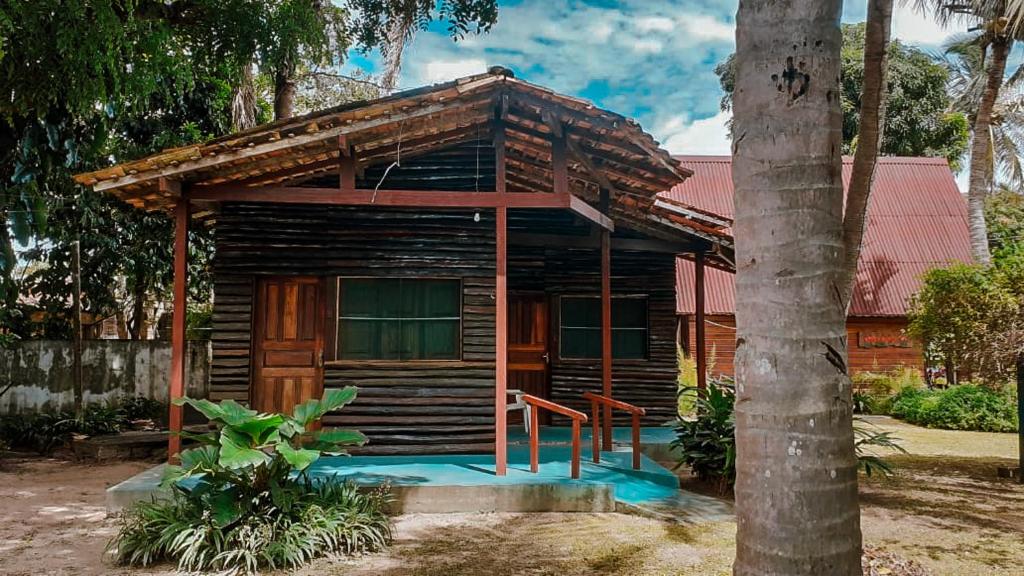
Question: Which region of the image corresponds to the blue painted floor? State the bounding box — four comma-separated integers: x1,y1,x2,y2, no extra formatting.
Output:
307,445,680,507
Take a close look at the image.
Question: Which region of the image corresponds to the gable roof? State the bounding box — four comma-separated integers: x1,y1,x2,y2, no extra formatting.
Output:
671,156,972,317
74,68,734,267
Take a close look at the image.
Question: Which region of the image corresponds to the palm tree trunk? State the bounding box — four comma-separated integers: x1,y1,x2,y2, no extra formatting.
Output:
966,37,1012,264
841,0,892,310
732,1,862,574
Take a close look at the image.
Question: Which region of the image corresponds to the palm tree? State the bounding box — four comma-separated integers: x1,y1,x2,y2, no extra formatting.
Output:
944,35,1024,187
731,0,894,573
912,0,1024,263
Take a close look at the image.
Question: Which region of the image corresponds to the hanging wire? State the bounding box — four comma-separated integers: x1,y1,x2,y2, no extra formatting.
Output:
372,119,405,203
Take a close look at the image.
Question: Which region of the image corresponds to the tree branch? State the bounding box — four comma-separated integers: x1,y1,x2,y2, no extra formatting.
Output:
841,0,893,311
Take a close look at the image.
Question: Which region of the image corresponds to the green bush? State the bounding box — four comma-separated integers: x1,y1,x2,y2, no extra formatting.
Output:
111,388,392,574
114,480,390,574
673,379,905,490
851,367,925,415
890,385,1018,432
672,379,736,493
0,396,168,453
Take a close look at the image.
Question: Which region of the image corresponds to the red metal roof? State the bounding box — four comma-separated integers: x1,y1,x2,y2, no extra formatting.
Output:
670,156,972,317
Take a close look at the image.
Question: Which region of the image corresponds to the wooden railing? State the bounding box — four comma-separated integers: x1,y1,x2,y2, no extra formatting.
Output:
520,394,589,479
582,392,646,470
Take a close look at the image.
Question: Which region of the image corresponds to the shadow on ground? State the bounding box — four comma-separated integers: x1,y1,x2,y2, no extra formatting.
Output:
315,512,736,576
860,454,1024,574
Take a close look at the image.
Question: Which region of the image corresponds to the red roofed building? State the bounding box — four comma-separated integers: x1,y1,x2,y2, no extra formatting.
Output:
669,155,973,376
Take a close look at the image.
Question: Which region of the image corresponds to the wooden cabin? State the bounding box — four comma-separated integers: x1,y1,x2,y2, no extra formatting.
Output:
670,156,972,377
74,68,734,470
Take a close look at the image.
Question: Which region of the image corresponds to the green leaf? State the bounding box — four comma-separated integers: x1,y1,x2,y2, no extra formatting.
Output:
293,387,358,425
311,428,367,447
208,488,243,527
275,440,320,471
176,430,218,446
277,419,304,439
233,413,285,445
179,444,220,472
216,399,259,427
218,428,269,470
173,397,226,422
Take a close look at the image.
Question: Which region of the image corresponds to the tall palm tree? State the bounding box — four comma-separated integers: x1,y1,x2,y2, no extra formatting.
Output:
731,0,893,573
945,35,1024,187
912,0,1024,263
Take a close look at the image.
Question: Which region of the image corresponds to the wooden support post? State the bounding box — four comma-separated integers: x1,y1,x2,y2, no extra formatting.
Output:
168,184,188,462
632,413,641,470
551,133,568,198
338,135,355,192
695,252,707,392
529,402,539,473
591,398,600,463
571,418,582,480
494,126,508,477
600,189,613,451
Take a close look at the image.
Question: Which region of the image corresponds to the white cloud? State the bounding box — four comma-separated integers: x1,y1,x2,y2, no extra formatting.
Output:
631,39,664,54
679,14,735,42
635,16,675,33
659,111,732,155
420,59,488,85
891,4,958,46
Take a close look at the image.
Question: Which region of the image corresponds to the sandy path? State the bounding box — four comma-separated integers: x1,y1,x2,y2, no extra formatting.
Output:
0,455,163,576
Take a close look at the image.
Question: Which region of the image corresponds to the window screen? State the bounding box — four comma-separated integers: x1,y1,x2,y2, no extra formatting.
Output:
338,278,461,360
559,296,648,360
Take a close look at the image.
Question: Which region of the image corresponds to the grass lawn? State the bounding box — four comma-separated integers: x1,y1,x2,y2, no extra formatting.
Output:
0,416,1020,575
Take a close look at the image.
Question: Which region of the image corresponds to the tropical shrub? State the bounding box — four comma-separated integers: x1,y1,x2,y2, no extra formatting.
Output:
673,379,905,492
119,395,166,424
0,396,168,453
110,388,392,574
890,384,1018,432
672,379,736,493
854,418,907,477
852,391,874,415
851,367,926,414
676,346,698,417
908,262,1023,384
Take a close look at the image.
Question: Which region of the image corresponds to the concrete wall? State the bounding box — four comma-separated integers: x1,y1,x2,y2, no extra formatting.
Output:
0,340,210,414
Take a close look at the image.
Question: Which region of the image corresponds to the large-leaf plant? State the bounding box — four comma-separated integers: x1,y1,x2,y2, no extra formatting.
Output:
164,387,366,527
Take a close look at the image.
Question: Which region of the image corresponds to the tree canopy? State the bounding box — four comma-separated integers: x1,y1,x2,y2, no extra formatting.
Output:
714,22,969,167
0,0,498,338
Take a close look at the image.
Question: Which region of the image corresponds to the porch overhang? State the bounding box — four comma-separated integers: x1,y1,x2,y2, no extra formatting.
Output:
73,68,734,476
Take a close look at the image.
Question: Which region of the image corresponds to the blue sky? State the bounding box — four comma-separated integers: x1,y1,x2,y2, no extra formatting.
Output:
346,1,1020,183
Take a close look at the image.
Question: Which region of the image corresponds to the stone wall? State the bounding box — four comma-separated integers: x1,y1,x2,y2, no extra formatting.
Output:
0,340,210,414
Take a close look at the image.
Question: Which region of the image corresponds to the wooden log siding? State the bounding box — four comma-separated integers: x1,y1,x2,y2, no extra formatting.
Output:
538,248,679,425
211,202,679,455
211,203,497,455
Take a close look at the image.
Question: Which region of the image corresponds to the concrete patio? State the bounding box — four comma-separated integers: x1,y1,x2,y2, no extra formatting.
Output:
107,426,730,522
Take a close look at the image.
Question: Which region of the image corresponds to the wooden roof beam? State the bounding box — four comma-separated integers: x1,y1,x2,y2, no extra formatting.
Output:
93,95,495,192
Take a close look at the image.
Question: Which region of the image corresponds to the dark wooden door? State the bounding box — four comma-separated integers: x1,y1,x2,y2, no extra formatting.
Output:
252,276,325,414
508,294,550,423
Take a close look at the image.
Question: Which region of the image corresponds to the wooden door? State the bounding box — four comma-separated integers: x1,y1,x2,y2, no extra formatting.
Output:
252,276,325,414
508,294,550,423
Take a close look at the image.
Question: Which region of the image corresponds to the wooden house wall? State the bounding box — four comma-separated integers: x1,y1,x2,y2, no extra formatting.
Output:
210,203,497,455
511,248,679,424
680,315,923,378
210,203,680,455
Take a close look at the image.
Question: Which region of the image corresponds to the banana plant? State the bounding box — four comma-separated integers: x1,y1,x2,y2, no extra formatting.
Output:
162,387,367,526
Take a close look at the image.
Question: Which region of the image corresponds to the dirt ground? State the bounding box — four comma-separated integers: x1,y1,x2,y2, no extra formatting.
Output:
0,417,1021,576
